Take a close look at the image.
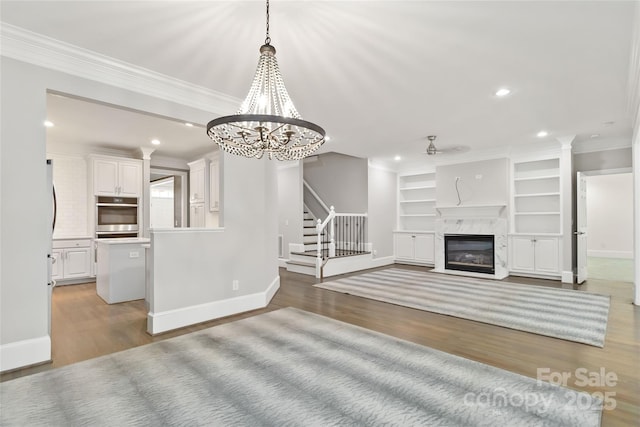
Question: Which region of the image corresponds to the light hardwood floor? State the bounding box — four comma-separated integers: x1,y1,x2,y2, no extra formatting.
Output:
2,265,639,426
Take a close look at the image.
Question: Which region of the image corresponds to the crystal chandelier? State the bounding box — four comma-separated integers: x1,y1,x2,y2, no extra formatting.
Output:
207,0,325,160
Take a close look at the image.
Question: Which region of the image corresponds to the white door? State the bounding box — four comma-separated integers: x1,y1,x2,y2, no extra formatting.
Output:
51,250,63,280
534,237,560,274
119,162,142,197
576,172,588,283
94,159,118,196
510,236,536,272
64,248,91,278
394,234,415,260
414,234,434,263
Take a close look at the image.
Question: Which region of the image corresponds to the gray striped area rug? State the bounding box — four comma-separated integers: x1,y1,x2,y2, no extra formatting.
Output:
315,268,610,347
0,308,602,426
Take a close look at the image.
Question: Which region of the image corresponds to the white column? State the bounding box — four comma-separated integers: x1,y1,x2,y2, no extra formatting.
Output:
557,136,575,283
138,147,155,238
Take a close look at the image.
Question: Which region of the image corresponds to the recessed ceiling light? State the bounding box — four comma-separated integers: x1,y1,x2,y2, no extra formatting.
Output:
325,136,331,142
495,88,511,97
536,131,548,138
394,155,401,161
590,134,600,139
185,122,194,127
151,139,161,145
44,120,54,127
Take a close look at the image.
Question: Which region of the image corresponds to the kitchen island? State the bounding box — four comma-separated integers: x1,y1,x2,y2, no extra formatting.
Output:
96,238,150,304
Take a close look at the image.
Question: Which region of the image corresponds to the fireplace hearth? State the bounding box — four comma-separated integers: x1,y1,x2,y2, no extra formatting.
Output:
444,234,495,275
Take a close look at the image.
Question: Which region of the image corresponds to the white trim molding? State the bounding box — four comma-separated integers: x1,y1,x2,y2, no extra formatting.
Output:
147,276,280,335
0,23,240,115
588,250,634,259
0,335,51,373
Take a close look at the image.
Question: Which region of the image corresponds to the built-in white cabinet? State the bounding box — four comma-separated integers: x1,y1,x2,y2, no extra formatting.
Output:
397,171,437,232
509,235,560,276
189,159,207,204
91,156,142,197
394,232,435,265
190,203,205,227
52,238,93,282
511,157,561,234
209,159,220,212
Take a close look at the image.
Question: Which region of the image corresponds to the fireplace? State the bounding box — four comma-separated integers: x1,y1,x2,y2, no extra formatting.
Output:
444,234,495,275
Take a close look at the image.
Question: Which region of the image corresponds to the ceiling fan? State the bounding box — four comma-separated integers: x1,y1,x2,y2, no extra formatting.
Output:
424,135,469,155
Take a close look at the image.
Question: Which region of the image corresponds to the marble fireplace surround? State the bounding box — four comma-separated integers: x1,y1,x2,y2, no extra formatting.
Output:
434,205,508,279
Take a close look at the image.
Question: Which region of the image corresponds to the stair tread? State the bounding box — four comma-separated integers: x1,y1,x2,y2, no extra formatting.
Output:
291,250,371,258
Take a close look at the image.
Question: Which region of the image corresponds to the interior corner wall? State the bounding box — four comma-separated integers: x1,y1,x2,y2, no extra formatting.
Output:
585,174,634,258
436,158,509,206
277,163,303,258
303,152,368,213
0,57,278,370
367,166,397,258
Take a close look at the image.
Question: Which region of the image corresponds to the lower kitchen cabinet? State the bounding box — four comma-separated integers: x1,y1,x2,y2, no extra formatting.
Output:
394,232,434,265
190,203,205,227
509,235,560,276
52,238,93,282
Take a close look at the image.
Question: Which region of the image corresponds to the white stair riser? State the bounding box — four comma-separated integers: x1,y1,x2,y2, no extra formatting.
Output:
289,253,319,263
286,263,316,275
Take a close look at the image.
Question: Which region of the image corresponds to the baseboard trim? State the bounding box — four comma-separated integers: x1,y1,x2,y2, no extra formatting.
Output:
278,258,288,268
587,250,634,259
0,335,51,373
147,275,280,335
322,255,394,278
562,270,574,284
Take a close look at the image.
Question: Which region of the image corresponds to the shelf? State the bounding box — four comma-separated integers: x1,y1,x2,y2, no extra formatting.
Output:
513,174,559,182
399,199,436,203
399,185,436,191
513,192,560,198
514,212,560,216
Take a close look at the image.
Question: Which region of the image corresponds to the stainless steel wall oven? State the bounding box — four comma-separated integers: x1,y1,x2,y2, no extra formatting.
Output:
95,196,139,238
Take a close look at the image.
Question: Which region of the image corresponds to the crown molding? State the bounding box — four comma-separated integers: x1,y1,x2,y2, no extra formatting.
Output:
0,23,241,115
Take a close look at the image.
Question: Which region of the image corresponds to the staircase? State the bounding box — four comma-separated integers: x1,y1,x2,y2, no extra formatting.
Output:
286,208,371,278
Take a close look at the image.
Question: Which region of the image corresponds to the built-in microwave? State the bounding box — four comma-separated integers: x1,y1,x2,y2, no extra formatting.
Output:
95,196,139,238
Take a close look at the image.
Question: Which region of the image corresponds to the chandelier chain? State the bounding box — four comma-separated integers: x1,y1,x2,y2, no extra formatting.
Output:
265,0,271,45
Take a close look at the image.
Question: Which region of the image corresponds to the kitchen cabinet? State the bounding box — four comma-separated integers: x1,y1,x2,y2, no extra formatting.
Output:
188,159,207,204
190,203,205,227
509,235,560,276
52,238,93,282
209,159,220,212
92,156,142,197
394,232,434,264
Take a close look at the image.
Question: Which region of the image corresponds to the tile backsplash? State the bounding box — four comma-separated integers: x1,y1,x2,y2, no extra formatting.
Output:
50,153,89,238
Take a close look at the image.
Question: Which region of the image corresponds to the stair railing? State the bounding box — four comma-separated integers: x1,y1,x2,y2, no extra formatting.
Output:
316,206,368,277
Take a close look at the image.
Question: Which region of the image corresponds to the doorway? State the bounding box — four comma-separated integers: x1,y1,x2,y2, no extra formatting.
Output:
580,172,634,282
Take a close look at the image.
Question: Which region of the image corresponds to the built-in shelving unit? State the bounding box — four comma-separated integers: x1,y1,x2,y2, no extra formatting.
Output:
398,172,436,231
511,158,561,234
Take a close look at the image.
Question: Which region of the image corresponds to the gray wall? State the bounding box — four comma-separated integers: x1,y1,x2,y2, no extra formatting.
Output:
436,158,509,206
0,57,278,370
303,152,368,214
368,166,397,258
277,162,303,257
574,147,632,172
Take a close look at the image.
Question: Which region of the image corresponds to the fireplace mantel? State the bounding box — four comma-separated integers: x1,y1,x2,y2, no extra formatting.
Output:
436,204,506,219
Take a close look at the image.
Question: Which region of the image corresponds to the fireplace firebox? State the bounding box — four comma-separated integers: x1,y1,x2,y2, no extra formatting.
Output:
444,234,495,275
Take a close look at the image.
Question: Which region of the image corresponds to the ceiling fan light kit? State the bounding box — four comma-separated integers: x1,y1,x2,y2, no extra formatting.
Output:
206,0,325,161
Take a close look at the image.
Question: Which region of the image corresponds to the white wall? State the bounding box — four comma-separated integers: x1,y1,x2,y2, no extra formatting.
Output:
586,173,634,258
368,165,397,258
574,148,632,172
0,56,277,370
303,152,368,213
436,158,509,206
277,162,303,258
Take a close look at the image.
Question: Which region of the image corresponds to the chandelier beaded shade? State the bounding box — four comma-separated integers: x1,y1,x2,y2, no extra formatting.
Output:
207,0,325,160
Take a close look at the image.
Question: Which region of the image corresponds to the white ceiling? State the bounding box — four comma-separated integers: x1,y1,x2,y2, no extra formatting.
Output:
2,1,636,168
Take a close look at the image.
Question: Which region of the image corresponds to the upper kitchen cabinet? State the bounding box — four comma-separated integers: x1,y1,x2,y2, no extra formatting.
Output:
188,158,207,204
90,155,142,197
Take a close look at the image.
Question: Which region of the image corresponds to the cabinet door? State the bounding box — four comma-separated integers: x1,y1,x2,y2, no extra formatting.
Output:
414,234,434,263
64,248,91,278
51,249,63,280
209,161,219,212
94,159,118,196
395,234,415,260
190,203,205,227
190,167,205,203
510,236,536,272
534,237,560,274
118,162,142,197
